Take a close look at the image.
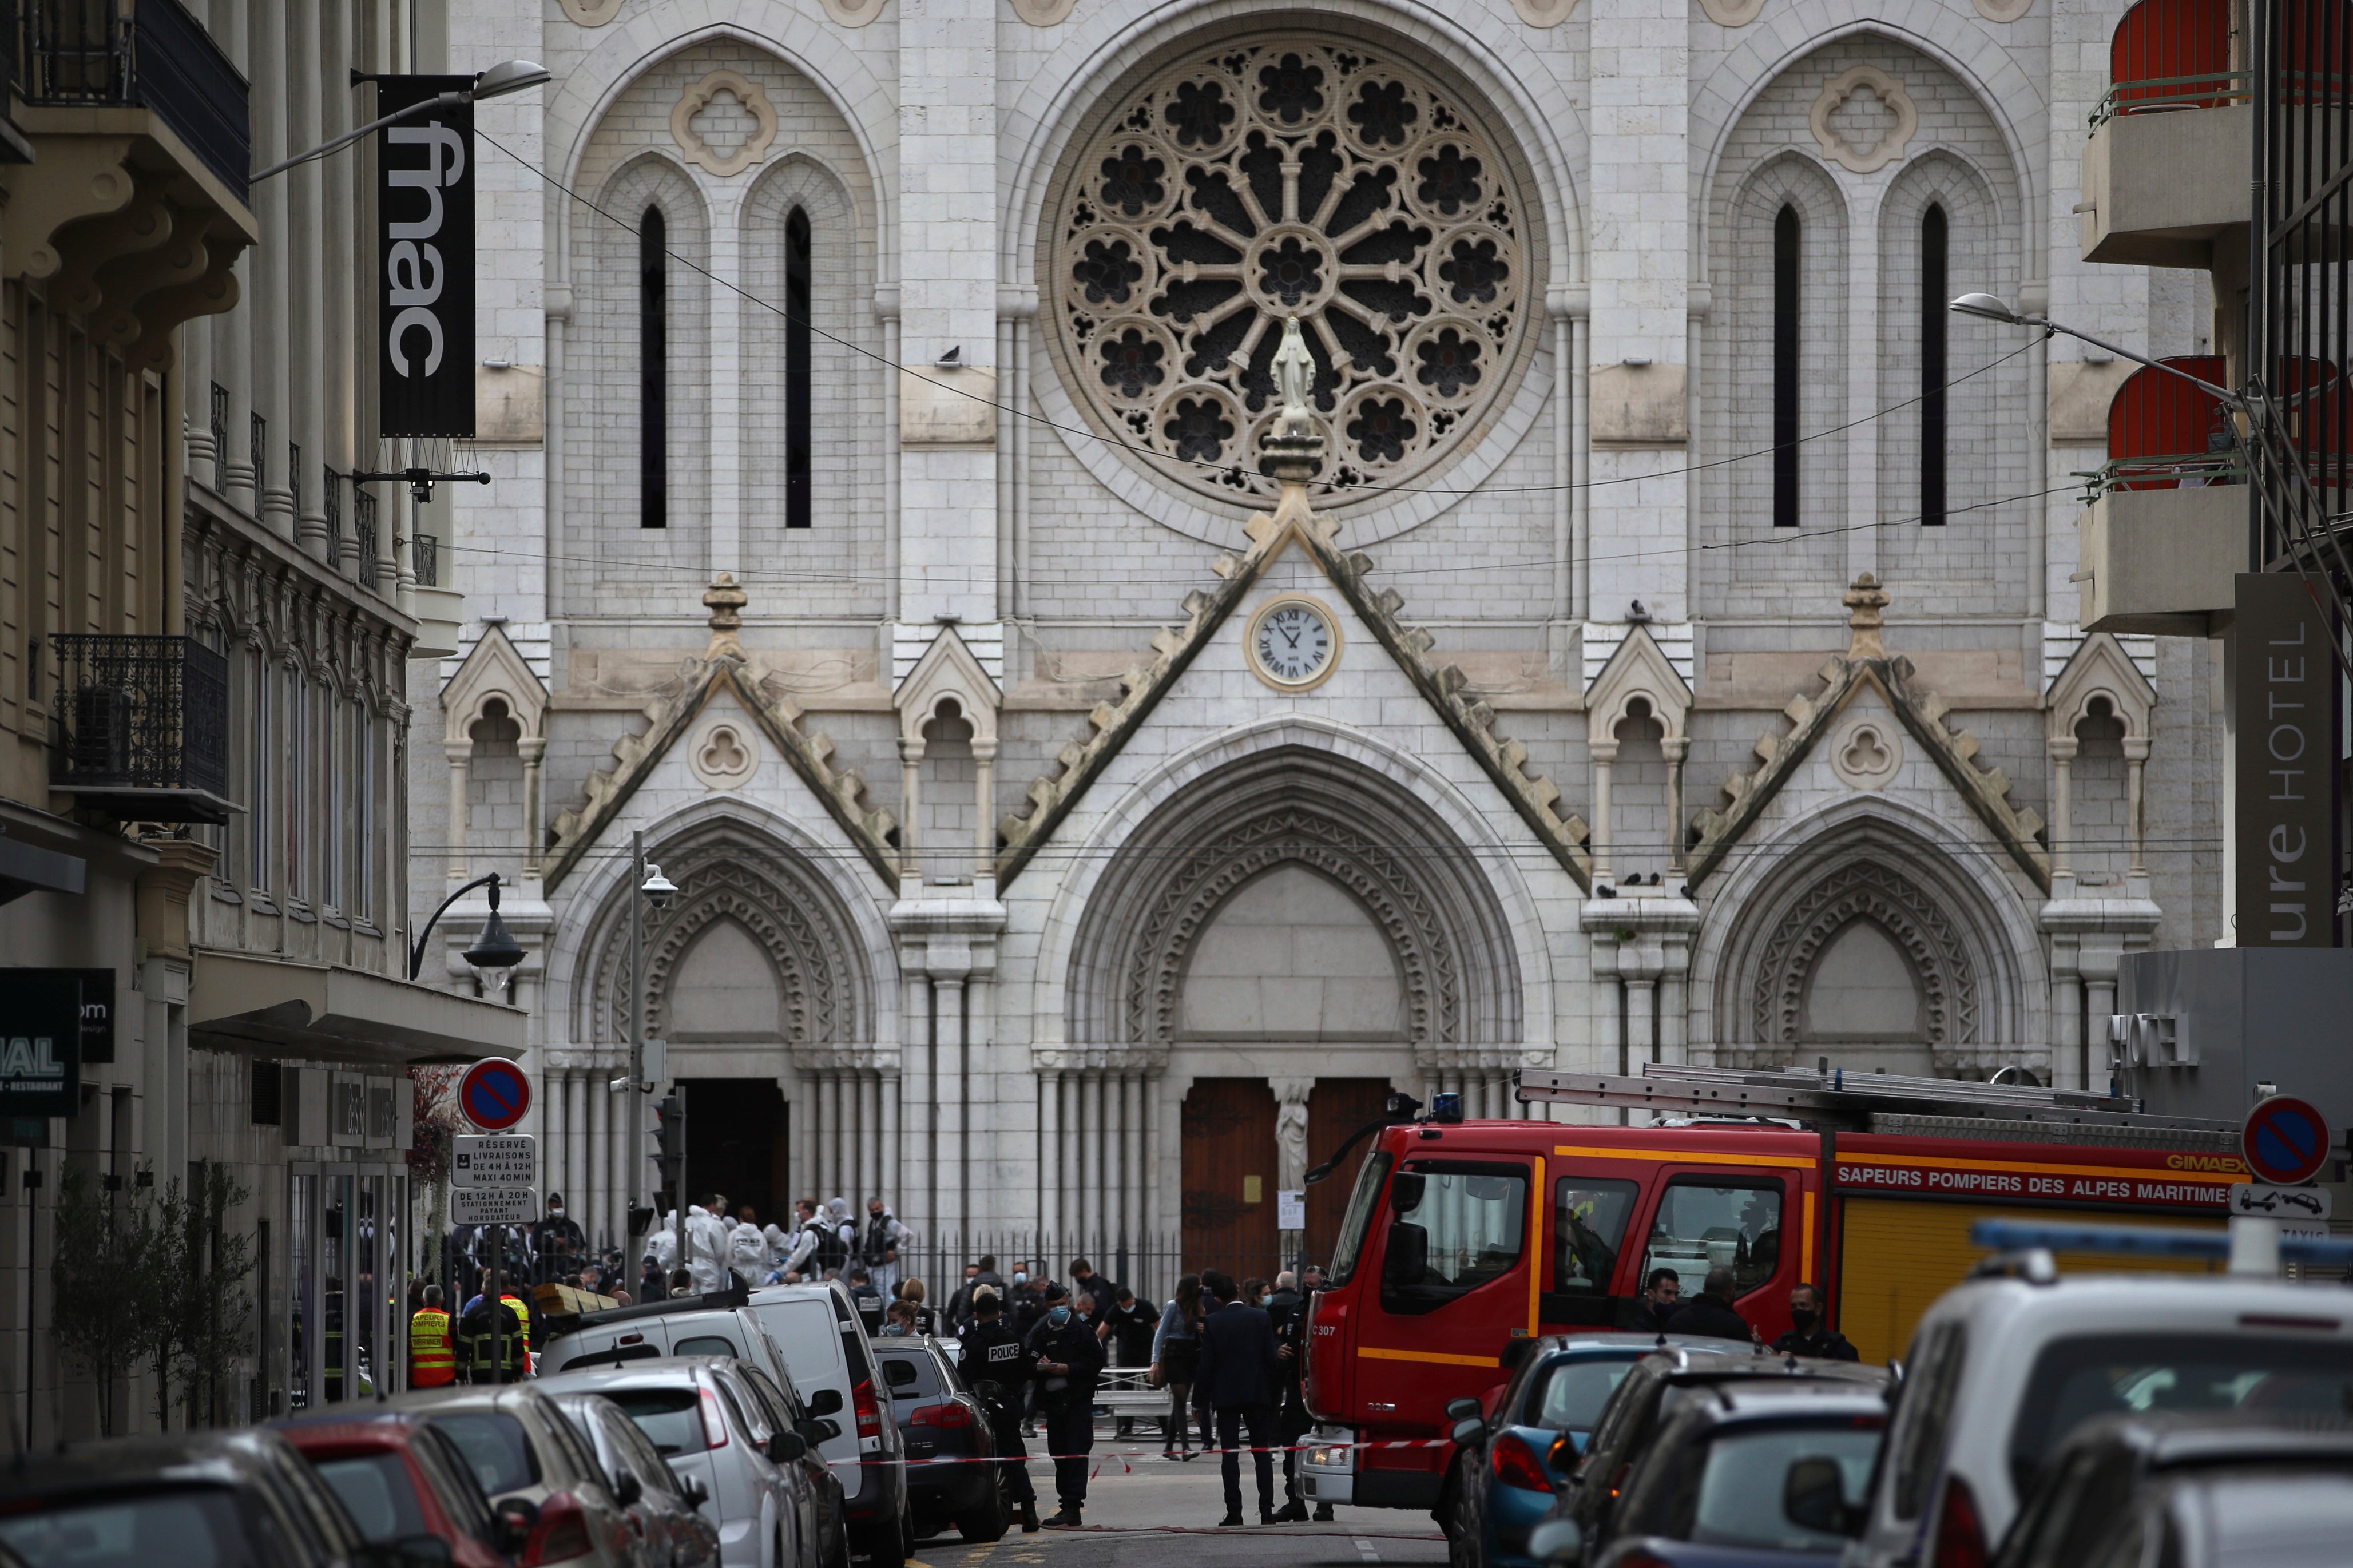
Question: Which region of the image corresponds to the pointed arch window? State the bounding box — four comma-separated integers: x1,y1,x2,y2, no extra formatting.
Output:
1920,203,1948,526
787,206,812,530
640,205,668,529
1773,204,1800,528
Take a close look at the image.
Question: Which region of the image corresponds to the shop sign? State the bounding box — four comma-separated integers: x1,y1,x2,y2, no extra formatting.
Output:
1833,1134,2246,1212
0,972,82,1119
378,75,475,438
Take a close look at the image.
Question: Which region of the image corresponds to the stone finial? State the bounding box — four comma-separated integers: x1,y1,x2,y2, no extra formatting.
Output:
1843,572,1890,660
704,572,748,660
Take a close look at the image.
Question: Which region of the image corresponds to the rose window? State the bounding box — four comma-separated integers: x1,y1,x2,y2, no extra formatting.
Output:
1049,41,1533,508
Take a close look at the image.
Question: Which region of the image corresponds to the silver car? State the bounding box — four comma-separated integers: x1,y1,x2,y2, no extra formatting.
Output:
390,1384,649,1568
538,1359,824,1568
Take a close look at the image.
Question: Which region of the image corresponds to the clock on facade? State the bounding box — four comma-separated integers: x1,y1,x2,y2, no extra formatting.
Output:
1246,595,1342,692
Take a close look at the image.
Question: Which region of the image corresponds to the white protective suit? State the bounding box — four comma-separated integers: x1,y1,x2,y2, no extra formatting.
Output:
683,1204,731,1293
727,1221,771,1287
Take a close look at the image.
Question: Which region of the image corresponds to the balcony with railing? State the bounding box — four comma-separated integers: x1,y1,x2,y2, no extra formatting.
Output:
2076,357,2248,636
46,633,236,823
3,0,257,368
2081,0,2253,268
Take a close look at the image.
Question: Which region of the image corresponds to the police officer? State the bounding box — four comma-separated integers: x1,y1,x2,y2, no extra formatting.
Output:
1770,1282,1860,1361
1025,1283,1106,1527
956,1288,1042,1534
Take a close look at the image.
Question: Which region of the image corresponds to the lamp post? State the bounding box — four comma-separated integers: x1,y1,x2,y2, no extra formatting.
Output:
409,871,526,985
249,59,553,184
618,831,677,1263
1947,292,2243,407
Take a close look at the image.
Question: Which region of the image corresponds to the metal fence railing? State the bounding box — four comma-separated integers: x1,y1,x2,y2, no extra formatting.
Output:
13,1,251,204
891,1229,1320,1311
47,633,229,796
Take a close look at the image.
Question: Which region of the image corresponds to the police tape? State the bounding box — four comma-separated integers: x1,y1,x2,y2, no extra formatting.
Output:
822,1435,1454,1470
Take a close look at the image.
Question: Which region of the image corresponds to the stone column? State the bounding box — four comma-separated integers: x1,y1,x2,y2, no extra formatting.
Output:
905,972,934,1226
862,1071,883,1206
1082,1071,1106,1247
519,737,546,878
882,1073,901,1222
566,1071,587,1231
443,741,471,882
1121,1072,1143,1251
935,976,966,1234
1589,738,1618,885
2049,735,2077,881
897,737,923,888
971,737,997,880
1626,979,1658,1074
2124,736,2149,877
1038,1069,1063,1242
1059,1073,1082,1256
1663,735,1688,872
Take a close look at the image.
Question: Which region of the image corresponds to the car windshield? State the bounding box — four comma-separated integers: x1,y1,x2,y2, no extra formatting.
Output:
607,1388,708,1456
0,1488,249,1568
2009,1334,2353,1495
1682,1420,1883,1551
432,1411,542,1495
1528,1356,1639,1445
309,1452,429,1542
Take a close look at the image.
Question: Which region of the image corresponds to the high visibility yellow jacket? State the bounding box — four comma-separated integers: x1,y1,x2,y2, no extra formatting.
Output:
410,1308,456,1387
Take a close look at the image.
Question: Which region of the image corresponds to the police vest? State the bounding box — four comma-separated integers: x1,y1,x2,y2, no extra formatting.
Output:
410,1308,456,1386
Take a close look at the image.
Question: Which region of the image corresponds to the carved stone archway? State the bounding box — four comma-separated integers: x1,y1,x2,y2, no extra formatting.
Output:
1068,745,1522,1049
1750,860,1979,1055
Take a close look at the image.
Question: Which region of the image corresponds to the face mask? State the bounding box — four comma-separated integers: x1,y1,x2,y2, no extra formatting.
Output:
1013,1273,1027,1285
549,1207,563,1217
882,1323,908,1337
1790,1307,1819,1332
1048,1305,1072,1326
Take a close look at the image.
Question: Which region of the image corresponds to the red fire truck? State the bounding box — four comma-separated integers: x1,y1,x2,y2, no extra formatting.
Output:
1296,1063,2250,1516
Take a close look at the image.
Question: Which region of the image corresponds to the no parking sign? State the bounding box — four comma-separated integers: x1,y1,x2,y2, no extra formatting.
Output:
2241,1094,2332,1186
458,1057,532,1132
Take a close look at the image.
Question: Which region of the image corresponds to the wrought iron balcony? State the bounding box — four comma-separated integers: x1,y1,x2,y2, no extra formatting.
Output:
47,633,236,823
14,0,252,204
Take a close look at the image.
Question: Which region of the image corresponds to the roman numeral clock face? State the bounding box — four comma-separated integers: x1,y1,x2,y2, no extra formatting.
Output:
1249,597,1340,690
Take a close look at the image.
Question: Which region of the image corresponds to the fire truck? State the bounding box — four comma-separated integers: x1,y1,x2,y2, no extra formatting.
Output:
1296,1062,2256,1516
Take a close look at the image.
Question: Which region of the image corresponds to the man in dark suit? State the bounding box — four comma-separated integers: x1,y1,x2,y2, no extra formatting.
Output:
1666,1265,1756,1343
1195,1268,1283,1526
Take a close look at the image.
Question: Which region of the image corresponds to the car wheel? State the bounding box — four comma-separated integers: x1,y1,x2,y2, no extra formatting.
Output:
1446,1456,1483,1568
958,1478,1011,1543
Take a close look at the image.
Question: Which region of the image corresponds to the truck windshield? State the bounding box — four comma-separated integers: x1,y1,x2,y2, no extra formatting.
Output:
1555,1178,1640,1296
1326,1152,1392,1286
1640,1178,1783,1299
1380,1161,1527,1315
2007,1333,2353,1498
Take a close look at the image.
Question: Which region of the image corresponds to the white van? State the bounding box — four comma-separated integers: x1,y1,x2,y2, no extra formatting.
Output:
745,1282,909,1566
1847,1270,2353,1568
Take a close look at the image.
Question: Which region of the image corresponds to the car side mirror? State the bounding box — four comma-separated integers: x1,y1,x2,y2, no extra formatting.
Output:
1451,1417,1485,1446
494,1498,539,1554
1527,1519,1582,1566
1783,1456,1859,1537
1547,1434,1577,1471
678,1474,710,1510
612,1470,643,1508
1445,1396,1482,1422
808,1388,844,1416
768,1431,808,1463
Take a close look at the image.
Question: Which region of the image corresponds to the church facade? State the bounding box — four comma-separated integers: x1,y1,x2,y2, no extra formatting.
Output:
417,0,2220,1277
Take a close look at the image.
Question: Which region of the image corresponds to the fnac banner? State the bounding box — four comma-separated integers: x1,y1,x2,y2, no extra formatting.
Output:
379,76,475,438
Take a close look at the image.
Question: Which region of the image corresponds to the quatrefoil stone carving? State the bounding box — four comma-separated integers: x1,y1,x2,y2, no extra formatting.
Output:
670,70,779,178
1808,66,1919,176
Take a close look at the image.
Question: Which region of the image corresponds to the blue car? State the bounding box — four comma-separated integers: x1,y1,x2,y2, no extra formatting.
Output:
1445,1335,1727,1568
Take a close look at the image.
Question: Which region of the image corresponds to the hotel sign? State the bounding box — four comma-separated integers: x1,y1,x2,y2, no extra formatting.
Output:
2234,574,2335,946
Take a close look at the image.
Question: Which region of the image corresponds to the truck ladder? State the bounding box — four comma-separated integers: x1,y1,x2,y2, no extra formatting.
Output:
1514,1062,2237,1134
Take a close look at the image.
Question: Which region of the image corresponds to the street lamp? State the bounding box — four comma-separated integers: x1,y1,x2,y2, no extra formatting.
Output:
250,59,553,184
408,870,527,986
1947,292,2242,407
619,836,677,1252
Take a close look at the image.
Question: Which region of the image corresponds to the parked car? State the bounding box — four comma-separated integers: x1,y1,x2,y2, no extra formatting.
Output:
0,1428,390,1568
1993,1412,2353,1568
1848,1268,2353,1568
871,1335,1009,1543
535,1358,825,1568
1545,1346,1885,1566
1565,1379,1888,1568
276,1414,518,1568
1445,1335,1731,1568
545,1295,796,1395
387,1384,650,1568
552,1392,725,1568
745,1281,909,1565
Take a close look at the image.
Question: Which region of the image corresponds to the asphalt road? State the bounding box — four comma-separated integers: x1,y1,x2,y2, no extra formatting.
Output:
905,1431,1447,1565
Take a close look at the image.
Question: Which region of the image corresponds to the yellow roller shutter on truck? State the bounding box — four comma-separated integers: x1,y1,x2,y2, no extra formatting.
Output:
1836,1199,2226,1365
